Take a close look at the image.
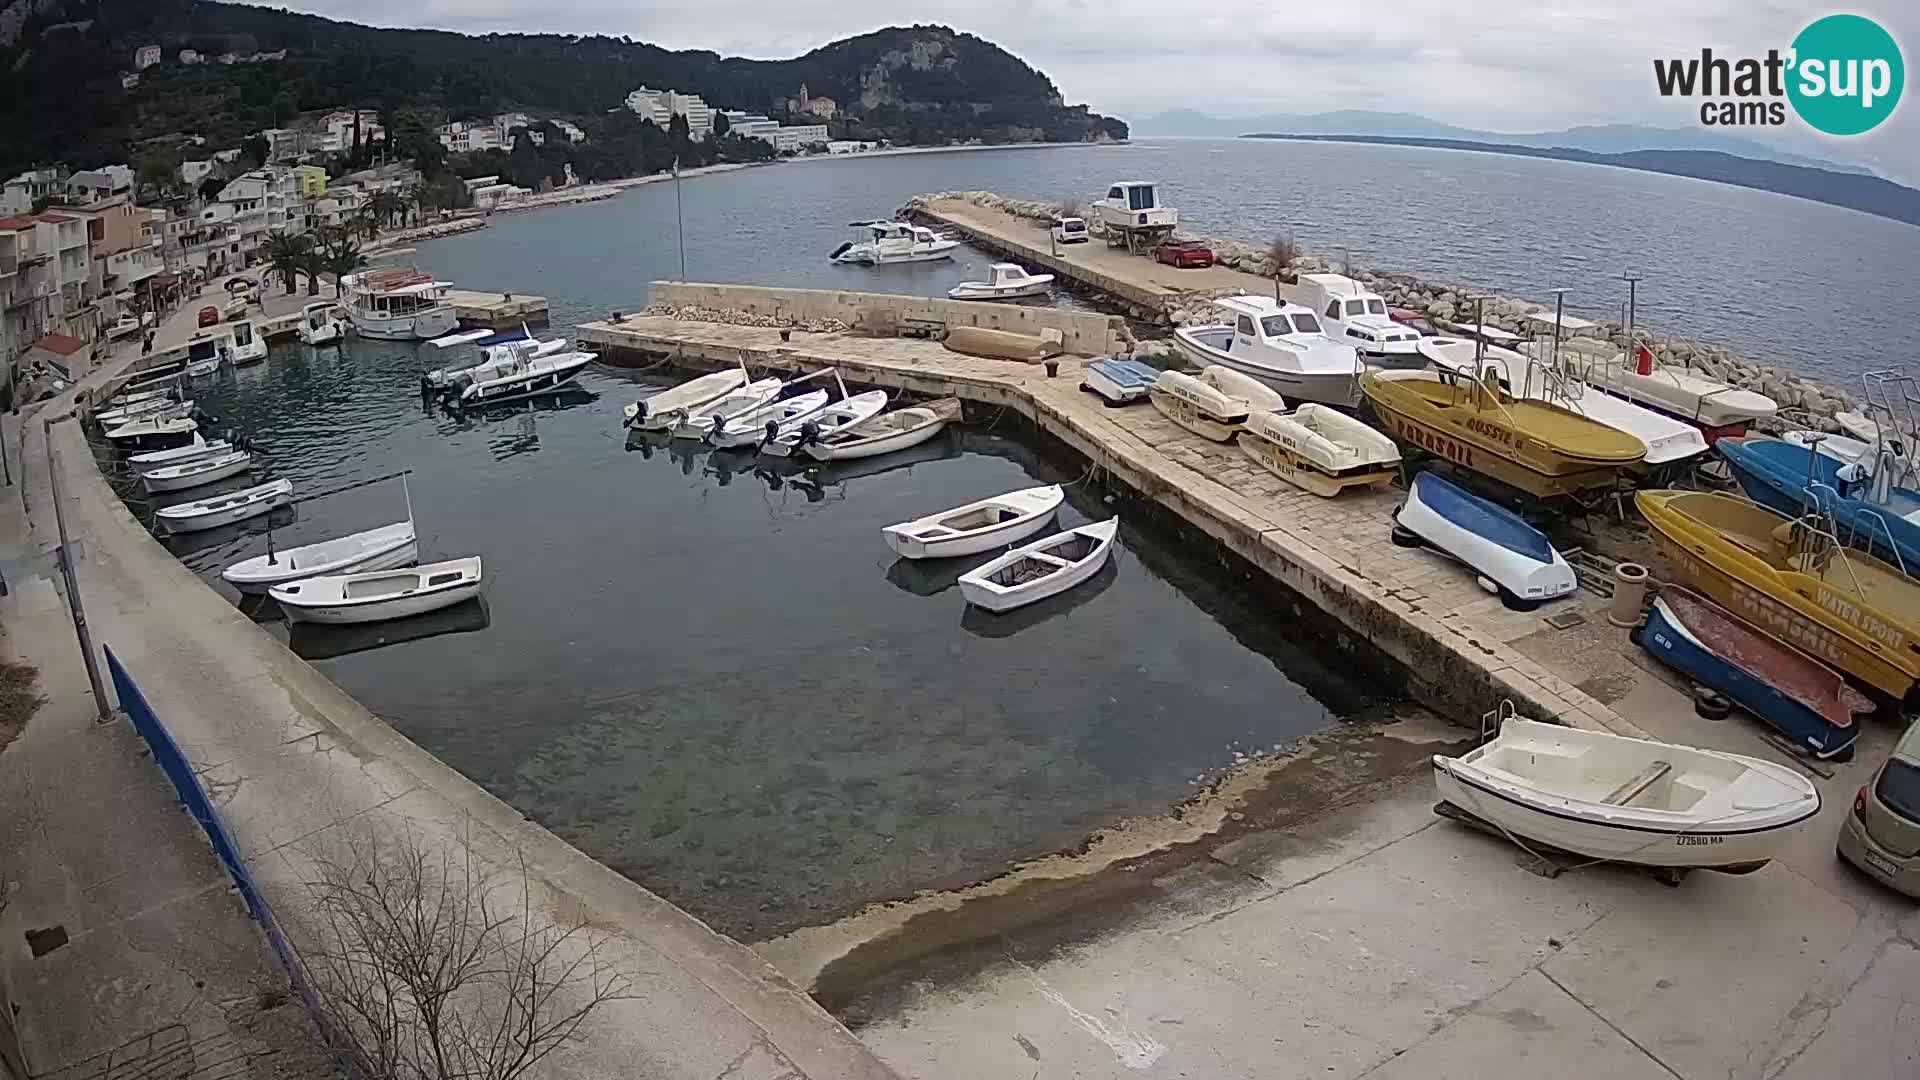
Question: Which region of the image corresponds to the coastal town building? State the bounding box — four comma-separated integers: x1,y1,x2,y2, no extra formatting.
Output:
178,159,216,188
552,119,587,144
312,109,385,155
436,121,506,154
178,48,202,64
66,165,134,202
0,211,99,340
770,124,830,153
132,44,161,70
5,168,68,213
0,217,59,386
625,86,715,138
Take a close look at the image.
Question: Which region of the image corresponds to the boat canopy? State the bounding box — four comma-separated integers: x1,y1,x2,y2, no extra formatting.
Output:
1525,311,1600,335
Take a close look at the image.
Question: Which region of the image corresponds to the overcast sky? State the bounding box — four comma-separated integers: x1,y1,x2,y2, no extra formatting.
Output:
277,1,1916,180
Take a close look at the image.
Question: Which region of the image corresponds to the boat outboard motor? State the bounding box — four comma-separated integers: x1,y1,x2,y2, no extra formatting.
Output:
702,412,725,443
796,420,822,449
828,241,853,261
763,418,781,446
628,398,648,428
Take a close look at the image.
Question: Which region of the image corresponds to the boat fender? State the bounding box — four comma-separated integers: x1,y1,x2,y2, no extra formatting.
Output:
829,241,853,261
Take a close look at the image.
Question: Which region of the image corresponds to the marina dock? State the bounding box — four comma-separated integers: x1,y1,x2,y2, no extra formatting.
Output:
445,287,549,327
579,305,1646,740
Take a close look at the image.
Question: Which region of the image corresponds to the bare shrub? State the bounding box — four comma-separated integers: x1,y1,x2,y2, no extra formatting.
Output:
296,830,631,1080
1266,232,1300,297
1053,199,1084,220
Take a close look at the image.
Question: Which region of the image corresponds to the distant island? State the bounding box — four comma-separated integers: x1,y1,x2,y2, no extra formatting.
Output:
1243,133,1920,229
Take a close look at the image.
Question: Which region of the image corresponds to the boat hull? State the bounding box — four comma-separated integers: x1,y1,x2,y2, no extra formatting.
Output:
1717,436,1920,572
222,528,418,593
141,453,251,493
959,521,1119,613
883,485,1064,559
298,324,342,346
352,307,458,341
457,355,592,406
624,371,749,430
1082,359,1159,404
1396,471,1576,605
276,577,480,625
156,483,292,534
1238,429,1395,497
1171,330,1361,408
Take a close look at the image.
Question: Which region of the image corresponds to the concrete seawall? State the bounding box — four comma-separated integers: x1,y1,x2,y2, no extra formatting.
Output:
28,408,901,1080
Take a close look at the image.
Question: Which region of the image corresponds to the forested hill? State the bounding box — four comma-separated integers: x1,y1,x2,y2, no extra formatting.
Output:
0,0,1127,176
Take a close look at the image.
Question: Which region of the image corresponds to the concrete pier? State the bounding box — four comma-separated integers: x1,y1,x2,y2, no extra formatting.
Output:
446,288,548,328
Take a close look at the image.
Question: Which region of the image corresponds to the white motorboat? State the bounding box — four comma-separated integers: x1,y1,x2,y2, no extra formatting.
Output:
883,484,1065,559
1082,359,1160,405
270,556,482,626
105,415,198,449
103,399,193,430
958,519,1120,613
1239,405,1400,497
1172,296,1363,407
1196,365,1288,413
223,521,419,594
1149,369,1251,442
97,394,183,426
186,354,222,378
763,390,890,457
343,267,458,340
830,221,960,265
106,385,173,409
141,450,252,494
622,369,750,430
1580,346,1778,436
1433,718,1820,874
155,478,292,534
1393,470,1575,610
1296,274,1424,363
298,301,344,346
669,379,787,440
441,339,595,406
222,295,249,321
129,437,231,476
709,389,832,449
800,398,960,462
228,318,266,366
1420,339,1709,468
1780,428,1884,469
947,263,1054,301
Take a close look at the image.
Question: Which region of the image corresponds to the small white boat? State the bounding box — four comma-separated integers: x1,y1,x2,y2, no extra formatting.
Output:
1196,365,1288,413
800,398,960,462
959,519,1120,613
298,302,344,346
106,415,198,447
186,354,222,378
1780,428,1885,469
222,295,249,321
155,478,292,534
764,390,890,457
1393,470,1575,610
1433,718,1820,874
709,389,832,448
1149,369,1250,442
1082,358,1160,405
103,400,193,431
883,484,1065,559
97,395,183,426
947,263,1054,301
622,369,750,430
670,379,786,440
228,318,266,366
141,450,252,494
1239,405,1400,497
1172,295,1363,407
222,521,419,594
830,221,960,265
270,556,483,625
106,386,174,410
130,437,231,475
439,338,595,406
1582,347,1778,436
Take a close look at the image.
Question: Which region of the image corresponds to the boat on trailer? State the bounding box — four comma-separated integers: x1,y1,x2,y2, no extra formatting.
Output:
1433,718,1821,875
958,519,1120,613
1149,369,1251,442
799,398,960,462
883,484,1065,559
156,478,292,534
622,369,751,430
1082,358,1160,405
763,390,891,457
1580,345,1777,441
1239,404,1400,496
270,556,483,625
1393,470,1576,610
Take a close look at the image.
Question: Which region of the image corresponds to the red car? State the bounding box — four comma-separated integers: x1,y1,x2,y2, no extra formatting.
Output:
1153,240,1214,268
196,305,220,327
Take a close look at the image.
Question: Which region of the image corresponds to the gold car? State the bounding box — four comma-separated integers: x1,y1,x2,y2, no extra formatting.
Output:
1838,719,1920,897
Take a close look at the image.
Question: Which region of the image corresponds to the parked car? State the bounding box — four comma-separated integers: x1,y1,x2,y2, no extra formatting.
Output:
1051,216,1089,245
1388,307,1440,336
1153,239,1214,269
1838,717,1920,896
196,305,220,327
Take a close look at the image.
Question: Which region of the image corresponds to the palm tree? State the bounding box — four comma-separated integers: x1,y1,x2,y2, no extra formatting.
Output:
367,189,408,230
260,231,314,294
318,226,368,295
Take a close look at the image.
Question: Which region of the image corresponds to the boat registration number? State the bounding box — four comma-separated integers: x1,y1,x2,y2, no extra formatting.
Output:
1675,834,1724,846
1863,850,1900,877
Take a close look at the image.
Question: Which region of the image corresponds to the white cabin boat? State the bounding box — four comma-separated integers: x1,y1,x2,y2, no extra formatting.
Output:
1433,719,1820,873
947,263,1054,301
622,369,749,430
1297,274,1424,362
440,338,595,406
343,268,458,340
1173,296,1363,407
270,556,482,625
831,221,960,265
106,385,173,409
883,484,1064,559
141,450,252,494
129,437,231,476
959,519,1120,613
298,302,344,346
1149,369,1251,442
1239,405,1400,496
799,398,960,462
223,521,419,594
227,318,266,366
155,478,292,533
708,389,832,449
1093,181,1178,233
763,390,890,457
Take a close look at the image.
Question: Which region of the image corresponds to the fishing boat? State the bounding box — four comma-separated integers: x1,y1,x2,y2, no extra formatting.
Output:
1360,368,1645,498
1172,296,1363,407
621,369,750,430
947,263,1054,301
1196,366,1288,413
1149,369,1251,442
105,415,198,451
799,398,960,462
829,221,960,265
1635,489,1920,705
270,556,483,626
1082,358,1160,405
763,390,890,457
1581,345,1778,441
1716,436,1920,571
227,318,266,366
1239,404,1400,496
223,521,418,594
1432,719,1820,874
129,437,232,476
669,379,787,440
709,389,832,449
155,478,292,534
1296,273,1425,364
1640,588,1867,760
1393,470,1576,609
883,484,1065,559
140,449,252,494
958,519,1120,613
297,301,344,346
342,268,458,341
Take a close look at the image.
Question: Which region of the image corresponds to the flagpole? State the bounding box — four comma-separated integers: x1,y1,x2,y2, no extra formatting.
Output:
674,157,686,281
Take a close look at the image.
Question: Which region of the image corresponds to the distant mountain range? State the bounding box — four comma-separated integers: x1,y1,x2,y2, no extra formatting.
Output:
1240,133,1920,229
1132,109,1872,176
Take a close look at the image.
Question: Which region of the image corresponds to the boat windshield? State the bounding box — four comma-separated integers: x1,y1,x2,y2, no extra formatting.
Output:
1291,313,1323,334
1345,300,1365,316
1367,299,1387,315
1259,315,1290,338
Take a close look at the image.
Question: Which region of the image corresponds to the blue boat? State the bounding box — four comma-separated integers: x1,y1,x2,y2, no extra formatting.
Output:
1082,357,1161,404
1393,471,1576,610
1640,587,1866,761
1717,436,1920,573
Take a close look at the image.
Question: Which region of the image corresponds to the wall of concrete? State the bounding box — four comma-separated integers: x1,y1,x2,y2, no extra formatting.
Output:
645,281,1131,357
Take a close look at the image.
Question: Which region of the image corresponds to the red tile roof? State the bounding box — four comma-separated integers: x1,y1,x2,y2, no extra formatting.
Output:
0,215,35,230
34,213,76,224
32,334,87,356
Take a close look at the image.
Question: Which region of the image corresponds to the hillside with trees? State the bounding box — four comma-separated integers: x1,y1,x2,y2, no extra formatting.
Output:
0,0,1127,179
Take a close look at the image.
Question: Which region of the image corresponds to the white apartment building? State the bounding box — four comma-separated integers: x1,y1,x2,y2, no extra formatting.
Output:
625,86,714,138
259,128,304,164
208,169,305,262
770,124,830,153
67,165,134,201
179,160,216,188
721,111,780,141
0,217,58,385
305,188,366,232
133,44,161,70
436,121,506,154
5,168,68,212
312,110,386,155
552,120,587,144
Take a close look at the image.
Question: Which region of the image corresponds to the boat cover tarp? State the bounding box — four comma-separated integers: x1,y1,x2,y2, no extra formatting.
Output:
1412,471,1553,563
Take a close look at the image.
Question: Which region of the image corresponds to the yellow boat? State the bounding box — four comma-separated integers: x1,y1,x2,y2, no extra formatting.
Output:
1637,489,1920,704
1360,368,1644,497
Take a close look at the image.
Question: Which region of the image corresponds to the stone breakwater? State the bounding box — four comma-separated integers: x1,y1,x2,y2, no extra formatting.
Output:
638,303,851,334
367,217,488,250
907,191,1866,430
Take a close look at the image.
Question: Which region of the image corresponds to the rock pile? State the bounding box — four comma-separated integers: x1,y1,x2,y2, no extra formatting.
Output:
640,304,849,334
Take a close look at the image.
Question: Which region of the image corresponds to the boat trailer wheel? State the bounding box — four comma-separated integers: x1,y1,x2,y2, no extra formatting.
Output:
1692,686,1732,721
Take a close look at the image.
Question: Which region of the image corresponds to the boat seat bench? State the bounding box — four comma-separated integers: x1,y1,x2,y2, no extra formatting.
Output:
1602,760,1672,806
